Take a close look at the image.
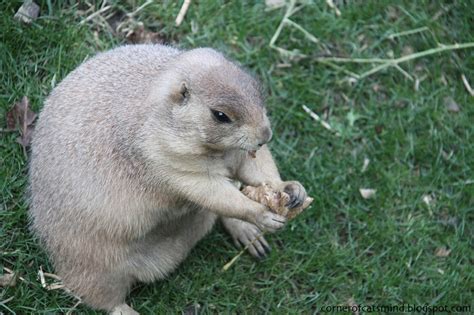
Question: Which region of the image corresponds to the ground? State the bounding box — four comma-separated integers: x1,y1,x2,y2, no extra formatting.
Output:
0,0,473,314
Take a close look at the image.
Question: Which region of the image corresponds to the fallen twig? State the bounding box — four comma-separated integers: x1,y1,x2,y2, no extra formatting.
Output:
302,105,340,136
285,18,319,44
317,59,360,79
388,26,429,40
314,56,388,63
222,233,266,271
357,42,474,79
38,266,46,288
269,0,297,49
326,0,341,16
394,64,414,81
79,5,111,25
0,296,15,314
46,282,66,290
461,74,474,96
268,2,474,82
43,272,62,281
66,299,82,315
127,0,153,18
176,0,191,26
269,0,317,61
0,296,14,304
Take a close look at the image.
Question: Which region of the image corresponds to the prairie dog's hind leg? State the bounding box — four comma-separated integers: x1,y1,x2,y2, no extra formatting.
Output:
221,217,271,258
61,268,134,313
129,208,218,283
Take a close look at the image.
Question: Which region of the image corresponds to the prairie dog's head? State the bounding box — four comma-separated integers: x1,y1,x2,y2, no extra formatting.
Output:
152,48,272,155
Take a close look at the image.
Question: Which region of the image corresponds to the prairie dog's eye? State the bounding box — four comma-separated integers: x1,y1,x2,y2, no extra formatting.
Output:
211,109,232,123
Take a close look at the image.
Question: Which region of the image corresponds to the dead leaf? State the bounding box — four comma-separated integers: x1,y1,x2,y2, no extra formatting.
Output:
7,96,37,128
361,157,370,173
5,96,37,152
14,0,40,23
347,297,360,315
5,109,16,130
394,100,408,108
437,212,458,227
183,303,201,315
374,124,384,134
126,24,167,44
414,64,424,73
435,247,451,257
371,83,381,92
359,188,376,199
440,74,448,86
444,96,460,113
17,128,34,147
0,272,16,287
386,6,400,21
402,46,414,56
422,194,435,207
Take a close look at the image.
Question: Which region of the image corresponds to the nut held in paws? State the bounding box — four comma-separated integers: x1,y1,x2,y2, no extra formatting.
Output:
242,183,313,220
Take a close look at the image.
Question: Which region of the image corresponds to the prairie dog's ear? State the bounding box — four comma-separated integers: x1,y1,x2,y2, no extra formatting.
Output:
170,81,189,104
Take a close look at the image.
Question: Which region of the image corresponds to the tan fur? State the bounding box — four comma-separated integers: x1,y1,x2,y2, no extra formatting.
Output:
28,44,307,313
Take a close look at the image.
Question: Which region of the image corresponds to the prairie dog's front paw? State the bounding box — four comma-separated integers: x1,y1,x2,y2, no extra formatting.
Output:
254,210,286,233
282,181,308,209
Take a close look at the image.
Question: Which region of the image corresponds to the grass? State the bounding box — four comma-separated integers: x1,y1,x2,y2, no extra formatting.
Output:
1,0,473,314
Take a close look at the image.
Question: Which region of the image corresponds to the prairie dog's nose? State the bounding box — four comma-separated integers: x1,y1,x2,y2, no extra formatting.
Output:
257,127,272,147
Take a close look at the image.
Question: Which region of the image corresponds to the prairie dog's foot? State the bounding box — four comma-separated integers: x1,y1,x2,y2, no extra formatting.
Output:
110,304,139,315
222,218,271,258
281,181,308,209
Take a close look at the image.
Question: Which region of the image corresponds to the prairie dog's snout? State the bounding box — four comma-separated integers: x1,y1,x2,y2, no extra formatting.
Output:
258,125,272,147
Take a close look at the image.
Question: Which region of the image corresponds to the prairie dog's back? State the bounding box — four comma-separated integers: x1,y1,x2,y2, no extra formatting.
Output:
29,45,180,241
32,45,180,170
34,44,180,149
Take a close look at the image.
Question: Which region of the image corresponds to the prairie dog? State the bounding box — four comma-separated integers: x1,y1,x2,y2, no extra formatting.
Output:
28,45,308,313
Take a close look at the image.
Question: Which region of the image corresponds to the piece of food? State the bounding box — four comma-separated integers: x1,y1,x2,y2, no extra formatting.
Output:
242,183,313,219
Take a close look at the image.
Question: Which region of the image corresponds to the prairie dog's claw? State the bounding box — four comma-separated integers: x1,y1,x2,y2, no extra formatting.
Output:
283,181,307,209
